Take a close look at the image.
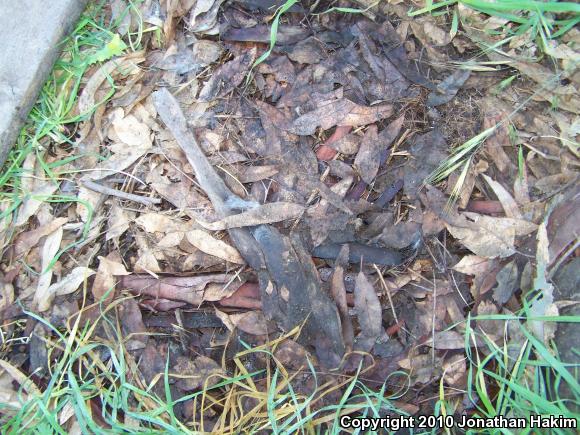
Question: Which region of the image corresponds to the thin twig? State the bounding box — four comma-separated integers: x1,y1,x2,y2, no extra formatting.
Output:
82,180,161,206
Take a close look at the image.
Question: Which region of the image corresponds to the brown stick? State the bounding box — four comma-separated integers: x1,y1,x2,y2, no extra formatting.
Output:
82,180,161,206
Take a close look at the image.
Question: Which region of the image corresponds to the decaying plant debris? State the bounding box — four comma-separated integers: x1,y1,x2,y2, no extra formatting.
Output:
1,0,579,431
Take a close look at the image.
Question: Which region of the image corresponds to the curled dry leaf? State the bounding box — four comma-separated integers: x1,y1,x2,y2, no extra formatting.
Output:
122,274,244,306
174,355,225,391
197,202,305,231
0,359,41,414
135,212,191,233
274,340,311,371
186,230,245,264
34,226,63,312
546,187,580,261
46,267,96,298
442,354,466,387
112,112,153,148
427,69,470,107
215,309,270,335
188,0,225,34
198,48,257,102
452,255,493,276
425,330,465,350
476,300,504,340
354,271,383,352
14,217,68,257
235,165,280,184
481,174,522,219
78,54,144,115
288,99,393,136
330,245,354,351
91,254,129,303
492,260,519,305
106,204,131,241
398,353,442,385
529,222,558,344
445,212,537,259
15,183,60,227
353,125,380,184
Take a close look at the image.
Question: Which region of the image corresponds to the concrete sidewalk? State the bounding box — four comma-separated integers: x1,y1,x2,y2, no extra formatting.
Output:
0,0,88,168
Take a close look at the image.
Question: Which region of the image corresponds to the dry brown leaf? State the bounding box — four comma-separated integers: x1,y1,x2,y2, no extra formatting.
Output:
92,253,129,303
514,61,578,113
330,245,354,351
445,212,537,259
288,99,393,136
454,254,500,299
442,354,466,387
476,301,504,340
482,174,522,219
122,274,241,305
215,309,269,335
76,185,103,223
46,267,95,298
78,54,144,115
307,177,353,246
186,230,244,264
198,47,256,101
274,340,311,370
327,133,359,155
546,188,580,261
188,0,224,34
112,112,153,148
425,330,465,350
354,271,382,351
135,248,162,274
14,217,68,257
34,226,63,312
15,183,60,227
83,111,153,182
481,98,516,173
106,204,131,241
513,160,531,206
204,281,244,302
492,260,519,305
192,40,223,65
445,159,487,209
197,202,304,231
353,125,380,184
236,165,279,183
445,218,515,258
158,231,185,248
0,359,41,414
410,20,452,47
174,355,224,391
135,213,190,233
398,353,442,385
529,223,558,344
452,255,492,275
551,111,580,158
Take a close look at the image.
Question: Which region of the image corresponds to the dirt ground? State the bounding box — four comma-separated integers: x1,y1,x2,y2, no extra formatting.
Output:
1,0,579,431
